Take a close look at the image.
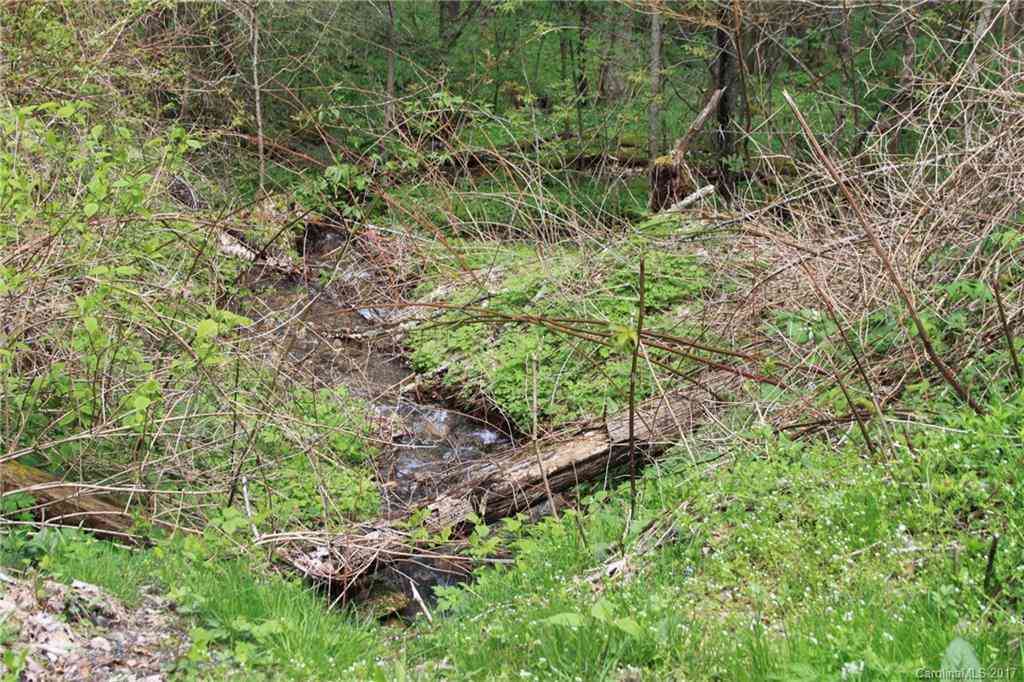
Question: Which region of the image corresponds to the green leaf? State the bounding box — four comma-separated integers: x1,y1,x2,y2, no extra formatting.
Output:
83,316,99,336
195,319,219,340
541,612,586,628
590,598,615,623
941,638,980,672
252,619,284,639
83,202,99,217
612,617,643,638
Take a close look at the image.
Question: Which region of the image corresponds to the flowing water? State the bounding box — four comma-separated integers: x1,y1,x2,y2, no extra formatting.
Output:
241,236,512,614
251,282,511,504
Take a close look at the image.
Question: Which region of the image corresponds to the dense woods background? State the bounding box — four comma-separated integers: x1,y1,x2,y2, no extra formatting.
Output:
2,1,1024,679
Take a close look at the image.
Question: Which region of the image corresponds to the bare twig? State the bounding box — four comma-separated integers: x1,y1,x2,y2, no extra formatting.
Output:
409,580,433,623
531,354,558,521
627,256,646,524
992,275,1022,385
783,90,983,416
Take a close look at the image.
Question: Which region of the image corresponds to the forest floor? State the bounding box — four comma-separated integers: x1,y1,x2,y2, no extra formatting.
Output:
2,17,1022,674
4,203,1021,680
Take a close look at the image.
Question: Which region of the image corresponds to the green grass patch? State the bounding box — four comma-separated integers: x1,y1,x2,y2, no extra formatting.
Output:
36,529,382,680
408,238,710,430
393,389,1024,680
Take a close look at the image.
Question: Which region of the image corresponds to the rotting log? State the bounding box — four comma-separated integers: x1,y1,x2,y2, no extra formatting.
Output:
280,369,743,595
0,461,164,543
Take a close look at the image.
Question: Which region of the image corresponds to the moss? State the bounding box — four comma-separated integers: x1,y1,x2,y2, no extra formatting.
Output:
408,239,710,430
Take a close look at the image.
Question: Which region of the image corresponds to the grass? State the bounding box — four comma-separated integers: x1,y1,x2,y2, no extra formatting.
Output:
29,379,1022,680
5,4,1022,680
37,530,382,680
389,387,1024,680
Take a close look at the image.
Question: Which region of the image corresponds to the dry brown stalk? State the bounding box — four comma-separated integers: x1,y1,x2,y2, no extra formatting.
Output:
783,90,984,416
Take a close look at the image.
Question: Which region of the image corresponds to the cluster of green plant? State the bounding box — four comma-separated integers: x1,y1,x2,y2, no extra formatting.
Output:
381,167,650,241
293,162,374,222
1,24,380,538
14,370,1020,680
3,3,1021,680
386,382,1023,680
408,239,709,430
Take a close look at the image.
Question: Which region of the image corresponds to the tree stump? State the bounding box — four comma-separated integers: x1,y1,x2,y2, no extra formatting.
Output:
648,155,696,212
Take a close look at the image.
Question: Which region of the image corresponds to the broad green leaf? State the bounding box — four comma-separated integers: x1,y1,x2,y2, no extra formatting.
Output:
83,202,99,217
541,612,585,628
590,598,615,623
941,638,980,672
612,617,643,638
195,319,219,340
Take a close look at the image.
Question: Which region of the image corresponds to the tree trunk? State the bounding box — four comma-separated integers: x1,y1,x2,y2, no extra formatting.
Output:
853,7,917,158
385,0,397,128
838,1,859,139
969,0,994,78
0,461,174,543
714,8,737,202
438,0,460,41
574,2,592,106
249,0,265,196
891,7,918,152
648,8,662,164
598,8,629,104
649,88,723,212
1003,1,1021,58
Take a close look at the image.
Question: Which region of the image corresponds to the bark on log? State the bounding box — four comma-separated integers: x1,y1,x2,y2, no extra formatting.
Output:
281,369,742,594
0,461,146,541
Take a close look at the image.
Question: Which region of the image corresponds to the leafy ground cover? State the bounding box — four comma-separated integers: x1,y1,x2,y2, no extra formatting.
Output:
14,378,1020,680
398,384,1024,680
3,3,1024,680
407,235,710,430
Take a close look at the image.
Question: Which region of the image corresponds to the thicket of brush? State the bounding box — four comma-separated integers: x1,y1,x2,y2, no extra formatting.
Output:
2,2,1023,679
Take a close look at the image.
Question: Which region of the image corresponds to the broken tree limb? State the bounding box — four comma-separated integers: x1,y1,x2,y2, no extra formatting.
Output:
663,184,716,213
0,461,179,543
649,89,725,212
280,369,742,595
675,88,724,161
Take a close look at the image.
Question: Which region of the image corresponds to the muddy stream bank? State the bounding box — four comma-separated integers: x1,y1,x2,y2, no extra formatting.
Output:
241,238,513,613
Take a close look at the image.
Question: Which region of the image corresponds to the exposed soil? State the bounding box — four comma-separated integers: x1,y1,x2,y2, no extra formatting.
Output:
0,573,188,681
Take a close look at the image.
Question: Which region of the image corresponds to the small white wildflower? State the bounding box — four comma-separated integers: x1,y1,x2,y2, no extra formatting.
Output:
843,611,854,622
841,660,865,679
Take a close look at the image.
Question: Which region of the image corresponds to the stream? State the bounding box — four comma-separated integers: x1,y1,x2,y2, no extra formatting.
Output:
241,234,512,615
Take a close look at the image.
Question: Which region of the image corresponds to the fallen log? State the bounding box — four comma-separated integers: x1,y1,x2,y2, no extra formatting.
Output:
0,461,172,543
280,369,742,595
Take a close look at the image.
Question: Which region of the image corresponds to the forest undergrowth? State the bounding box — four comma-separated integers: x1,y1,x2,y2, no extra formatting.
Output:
2,2,1024,680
